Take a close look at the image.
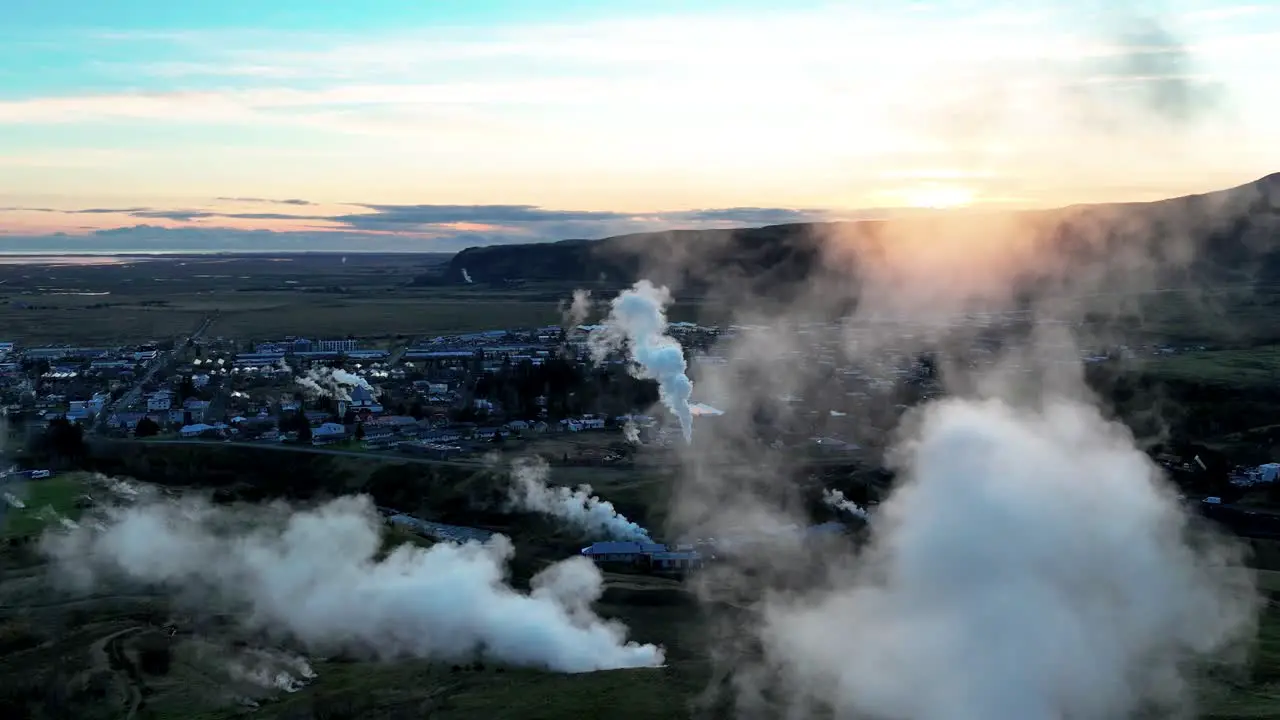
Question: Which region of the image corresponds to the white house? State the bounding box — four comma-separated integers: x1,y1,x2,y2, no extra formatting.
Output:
180,423,222,437
147,390,173,412
312,422,347,444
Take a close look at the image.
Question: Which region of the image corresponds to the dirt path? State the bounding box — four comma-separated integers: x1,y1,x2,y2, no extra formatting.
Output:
89,626,145,720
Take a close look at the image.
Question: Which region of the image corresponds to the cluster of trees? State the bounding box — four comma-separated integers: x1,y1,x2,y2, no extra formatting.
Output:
278,410,312,443
467,356,659,421
26,417,86,466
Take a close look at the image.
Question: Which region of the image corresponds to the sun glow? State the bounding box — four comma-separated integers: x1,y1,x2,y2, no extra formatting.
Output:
897,185,977,209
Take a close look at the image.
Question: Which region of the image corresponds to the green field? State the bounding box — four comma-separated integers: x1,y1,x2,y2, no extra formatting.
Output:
1146,345,1280,390
0,255,711,345
2,461,1280,718
1,472,88,538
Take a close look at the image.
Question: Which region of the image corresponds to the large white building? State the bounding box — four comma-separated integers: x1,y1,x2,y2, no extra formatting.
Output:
317,339,360,352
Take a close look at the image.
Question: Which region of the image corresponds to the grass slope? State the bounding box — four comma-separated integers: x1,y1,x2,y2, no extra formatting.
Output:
0,472,88,539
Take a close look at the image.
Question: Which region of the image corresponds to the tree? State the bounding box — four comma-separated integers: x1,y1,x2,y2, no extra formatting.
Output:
134,417,161,438
354,422,365,441
177,375,196,401
296,418,313,445
36,417,86,463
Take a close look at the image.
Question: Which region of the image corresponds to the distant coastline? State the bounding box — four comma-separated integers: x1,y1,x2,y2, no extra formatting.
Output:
0,251,454,266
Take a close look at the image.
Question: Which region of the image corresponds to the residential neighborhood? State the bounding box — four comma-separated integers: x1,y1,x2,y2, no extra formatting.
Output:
0,314,1216,465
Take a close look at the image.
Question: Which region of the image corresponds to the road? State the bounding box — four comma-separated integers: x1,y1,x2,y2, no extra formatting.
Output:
386,339,413,366
101,437,487,467
94,314,215,431
101,437,866,472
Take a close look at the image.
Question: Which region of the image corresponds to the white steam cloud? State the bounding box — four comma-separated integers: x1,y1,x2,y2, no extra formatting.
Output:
564,288,593,327
508,458,652,542
759,398,1258,718
226,648,317,694
40,493,663,673
821,488,867,520
589,280,696,443
622,420,641,445
295,367,380,403
462,268,474,284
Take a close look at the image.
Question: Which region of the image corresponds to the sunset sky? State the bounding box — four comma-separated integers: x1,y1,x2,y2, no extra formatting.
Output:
3,0,1279,253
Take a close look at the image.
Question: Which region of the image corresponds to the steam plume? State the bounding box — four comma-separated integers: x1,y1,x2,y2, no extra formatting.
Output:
507,458,651,542
589,280,696,443
226,648,317,693
41,493,663,672
462,268,473,284
563,289,593,327
820,488,867,520
622,420,640,445
296,367,380,403
756,398,1258,718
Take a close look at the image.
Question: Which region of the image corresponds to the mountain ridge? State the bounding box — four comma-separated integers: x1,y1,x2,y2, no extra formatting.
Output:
442,174,1280,295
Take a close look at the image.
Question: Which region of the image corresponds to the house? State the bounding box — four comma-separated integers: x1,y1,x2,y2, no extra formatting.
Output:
147,391,173,412
372,416,419,432
579,541,669,566
312,422,347,444
562,417,605,432
647,550,704,572
419,429,463,443
108,412,147,430
506,420,530,432
180,423,222,438
361,424,396,442
338,385,382,416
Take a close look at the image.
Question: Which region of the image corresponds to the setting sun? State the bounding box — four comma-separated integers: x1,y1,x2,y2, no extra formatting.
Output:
897,185,978,209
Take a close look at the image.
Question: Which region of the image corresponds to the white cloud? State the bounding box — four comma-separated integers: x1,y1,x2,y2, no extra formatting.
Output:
2,4,1278,212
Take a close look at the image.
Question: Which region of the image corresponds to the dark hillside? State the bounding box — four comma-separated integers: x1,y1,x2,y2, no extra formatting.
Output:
443,174,1280,300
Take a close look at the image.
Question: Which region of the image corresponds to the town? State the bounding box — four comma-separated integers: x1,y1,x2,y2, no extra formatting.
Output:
0,313,1224,469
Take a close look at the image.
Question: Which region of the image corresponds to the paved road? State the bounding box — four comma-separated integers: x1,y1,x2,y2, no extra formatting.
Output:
387,340,413,366
95,315,215,431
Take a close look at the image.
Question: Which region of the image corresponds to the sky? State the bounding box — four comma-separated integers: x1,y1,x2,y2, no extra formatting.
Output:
2,0,1279,253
